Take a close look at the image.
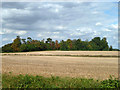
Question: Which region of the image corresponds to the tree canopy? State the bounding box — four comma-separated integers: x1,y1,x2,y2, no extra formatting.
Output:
1,36,117,52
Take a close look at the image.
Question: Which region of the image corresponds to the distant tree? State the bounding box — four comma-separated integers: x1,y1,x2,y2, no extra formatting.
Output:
11,36,21,52
72,39,77,50
2,43,13,52
90,37,101,50
109,45,113,51
41,39,45,43
51,41,55,50
20,44,27,52
40,42,47,50
27,37,32,44
60,40,68,50
55,40,60,50
46,38,52,44
101,37,109,51
66,39,72,50
21,39,26,44
75,39,82,50
1,36,115,52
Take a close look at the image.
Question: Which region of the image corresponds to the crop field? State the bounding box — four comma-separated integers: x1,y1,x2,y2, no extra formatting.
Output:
2,51,118,56
2,51,118,80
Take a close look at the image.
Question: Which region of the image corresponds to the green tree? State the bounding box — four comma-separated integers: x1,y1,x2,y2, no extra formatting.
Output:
20,44,27,52
60,40,68,50
109,45,113,51
46,38,52,44
27,37,32,44
66,39,72,50
21,39,26,44
90,37,101,50
72,39,77,50
11,36,21,52
2,43,13,52
1,36,114,52
100,37,109,51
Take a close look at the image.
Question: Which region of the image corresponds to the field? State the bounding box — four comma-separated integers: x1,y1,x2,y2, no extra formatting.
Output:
2,51,118,56
2,51,118,80
1,51,119,88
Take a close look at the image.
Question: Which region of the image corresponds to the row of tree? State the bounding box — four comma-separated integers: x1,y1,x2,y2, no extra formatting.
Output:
2,36,115,52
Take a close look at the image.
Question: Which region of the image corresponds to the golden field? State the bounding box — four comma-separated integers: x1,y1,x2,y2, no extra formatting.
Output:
2,51,119,80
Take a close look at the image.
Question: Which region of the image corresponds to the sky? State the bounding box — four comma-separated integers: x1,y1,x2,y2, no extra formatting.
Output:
1,2,118,48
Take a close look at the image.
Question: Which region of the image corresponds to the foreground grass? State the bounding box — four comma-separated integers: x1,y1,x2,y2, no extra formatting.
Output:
2,74,120,88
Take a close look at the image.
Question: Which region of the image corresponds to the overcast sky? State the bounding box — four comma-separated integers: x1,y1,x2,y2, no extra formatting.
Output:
1,2,118,48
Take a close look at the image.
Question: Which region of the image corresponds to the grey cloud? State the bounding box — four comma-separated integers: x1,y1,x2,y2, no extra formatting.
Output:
2,2,118,48
2,2,27,9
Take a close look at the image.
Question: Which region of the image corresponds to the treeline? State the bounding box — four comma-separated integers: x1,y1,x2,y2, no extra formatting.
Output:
2,36,117,52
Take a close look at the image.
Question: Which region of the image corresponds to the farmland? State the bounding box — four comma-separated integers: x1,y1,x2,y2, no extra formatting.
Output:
2,51,118,80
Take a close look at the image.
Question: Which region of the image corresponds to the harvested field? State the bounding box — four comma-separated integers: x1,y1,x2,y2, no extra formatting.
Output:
2,51,118,56
2,51,118,80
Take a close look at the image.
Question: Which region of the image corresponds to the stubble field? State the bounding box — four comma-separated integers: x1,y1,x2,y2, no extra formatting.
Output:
2,51,118,80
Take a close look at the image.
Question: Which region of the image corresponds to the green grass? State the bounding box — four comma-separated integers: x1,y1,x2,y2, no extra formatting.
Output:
2,74,120,88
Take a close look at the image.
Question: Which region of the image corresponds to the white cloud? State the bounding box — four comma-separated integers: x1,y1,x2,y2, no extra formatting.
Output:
2,2,118,48
55,26,66,30
2,29,27,35
37,33,43,37
2,8,31,19
42,4,63,13
70,34,73,36
43,4,63,9
111,24,118,29
79,27,92,32
0,31,4,35
95,22,102,26
105,24,118,31
113,36,117,39
55,8,59,13
2,29,13,34
92,11,99,14
104,28,111,32
50,35,65,40
14,30,27,35
93,31,100,36
2,38,9,41
53,32,59,34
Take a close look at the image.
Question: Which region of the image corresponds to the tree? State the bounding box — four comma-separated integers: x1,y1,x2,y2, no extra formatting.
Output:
46,38,52,44
20,44,27,52
66,39,72,50
21,39,26,44
60,40,68,50
90,37,101,50
51,41,55,50
75,39,82,50
55,40,60,50
100,37,109,51
109,45,113,51
2,36,114,52
41,39,45,43
72,39,77,50
2,43,13,52
11,36,21,52
27,37,32,44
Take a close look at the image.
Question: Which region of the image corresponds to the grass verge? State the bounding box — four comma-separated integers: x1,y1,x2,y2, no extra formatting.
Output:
2,74,120,88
